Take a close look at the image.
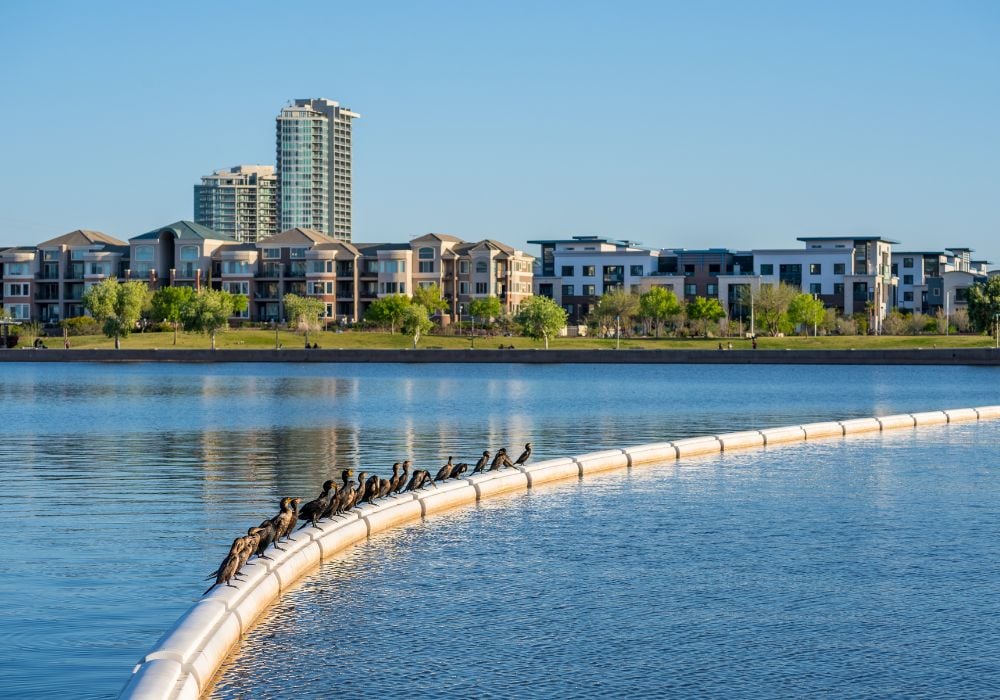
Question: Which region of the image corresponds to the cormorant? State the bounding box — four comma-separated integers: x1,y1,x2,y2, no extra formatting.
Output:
363,473,381,505
346,472,368,510
392,461,411,494
450,462,469,479
377,476,393,498
253,519,277,559
435,457,455,481
204,547,244,594
488,448,509,471
405,469,436,491
387,463,403,493
298,480,336,530
472,451,490,473
270,497,300,545
513,443,532,466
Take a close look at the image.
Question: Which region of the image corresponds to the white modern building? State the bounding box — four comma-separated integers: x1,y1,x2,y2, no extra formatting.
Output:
276,98,360,241
892,247,991,314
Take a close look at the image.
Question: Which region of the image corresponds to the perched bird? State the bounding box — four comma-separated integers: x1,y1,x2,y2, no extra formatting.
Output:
346,472,368,510
298,480,337,530
488,448,509,471
472,451,490,474
377,476,393,498
435,457,455,481
387,463,403,493
206,535,250,581
393,461,411,494
269,497,300,547
239,527,265,570
204,547,244,595
327,469,356,518
450,462,469,479
405,469,436,491
513,443,532,466
363,473,381,505
253,519,278,559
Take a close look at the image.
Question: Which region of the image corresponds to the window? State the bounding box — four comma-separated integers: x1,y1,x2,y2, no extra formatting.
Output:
759,264,774,275
225,261,251,275
809,283,822,294
809,263,821,275
834,283,844,295
5,283,29,296
459,281,469,295
180,246,199,261
582,265,595,276
706,284,718,295
262,248,280,259
418,261,434,273
903,257,914,268
684,284,697,296
134,246,153,262
582,284,596,296
630,265,644,276
903,291,914,302
418,247,434,259
833,263,845,275
288,248,306,259
901,274,913,285
326,303,334,318
475,261,488,274
380,260,405,273
4,303,30,320
223,281,249,295
561,265,574,276
891,263,898,275
71,250,87,261
933,288,941,297
683,264,695,277
89,263,111,276
459,260,469,275
562,284,574,296
708,264,720,274
475,282,488,294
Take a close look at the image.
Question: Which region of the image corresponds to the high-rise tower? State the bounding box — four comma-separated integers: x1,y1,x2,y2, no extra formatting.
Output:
194,165,278,243
276,98,360,241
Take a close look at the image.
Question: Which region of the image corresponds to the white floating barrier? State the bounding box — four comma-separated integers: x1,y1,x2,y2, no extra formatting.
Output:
466,470,529,499
574,449,630,475
361,499,423,536
944,408,979,423
125,406,1000,700
838,417,881,435
717,431,765,451
417,480,478,516
522,458,581,487
624,442,677,465
758,426,806,445
875,414,915,431
910,410,948,426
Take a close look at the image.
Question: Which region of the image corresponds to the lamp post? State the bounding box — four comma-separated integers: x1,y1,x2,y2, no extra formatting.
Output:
272,319,279,350
458,303,464,336
945,291,950,336
994,312,999,349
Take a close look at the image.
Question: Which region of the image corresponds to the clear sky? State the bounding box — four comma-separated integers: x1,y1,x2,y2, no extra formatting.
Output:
1,1,997,262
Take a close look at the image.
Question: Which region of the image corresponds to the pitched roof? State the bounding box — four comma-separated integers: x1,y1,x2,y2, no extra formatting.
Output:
313,241,362,256
455,239,517,255
411,232,464,244
262,228,339,246
131,220,235,242
37,229,128,248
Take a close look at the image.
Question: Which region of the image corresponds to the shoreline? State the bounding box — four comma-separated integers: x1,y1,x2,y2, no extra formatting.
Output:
1,347,999,365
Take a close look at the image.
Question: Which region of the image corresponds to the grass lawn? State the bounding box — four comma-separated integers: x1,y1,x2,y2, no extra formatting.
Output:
22,329,997,351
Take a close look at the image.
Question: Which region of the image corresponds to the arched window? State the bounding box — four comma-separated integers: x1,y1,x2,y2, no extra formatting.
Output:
418,247,434,259
475,260,488,274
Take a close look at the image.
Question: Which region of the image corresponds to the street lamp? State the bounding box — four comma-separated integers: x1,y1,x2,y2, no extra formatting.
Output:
615,314,621,350
994,312,999,349
945,291,950,336
271,319,279,350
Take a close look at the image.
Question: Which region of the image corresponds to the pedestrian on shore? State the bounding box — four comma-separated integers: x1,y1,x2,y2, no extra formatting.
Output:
752,338,757,350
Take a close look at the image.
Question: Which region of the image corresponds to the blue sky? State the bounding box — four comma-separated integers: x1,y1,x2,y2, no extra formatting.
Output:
1,1,997,262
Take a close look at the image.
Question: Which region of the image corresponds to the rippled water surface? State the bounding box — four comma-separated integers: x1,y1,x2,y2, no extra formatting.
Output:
0,362,997,698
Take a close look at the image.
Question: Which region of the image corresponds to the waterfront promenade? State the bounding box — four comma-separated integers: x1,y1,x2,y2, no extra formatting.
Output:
1,347,999,365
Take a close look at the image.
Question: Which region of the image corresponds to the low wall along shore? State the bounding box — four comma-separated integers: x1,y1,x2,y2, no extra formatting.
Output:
121,405,1000,699
4,347,1000,365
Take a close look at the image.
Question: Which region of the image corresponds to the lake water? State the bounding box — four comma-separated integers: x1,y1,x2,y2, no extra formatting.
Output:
0,362,997,698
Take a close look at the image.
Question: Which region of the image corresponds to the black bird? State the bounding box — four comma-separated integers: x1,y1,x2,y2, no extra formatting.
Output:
206,535,248,581
298,480,336,530
204,534,255,594
488,448,509,471
472,451,490,473
363,473,381,505
327,469,356,518
253,519,277,559
435,457,455,481
451,462,469,479
405,469,436,491
377,476,393,498
387,463,403,493
346,472,368,510
393,461,411,494
269,497,300,547
513,443,532,466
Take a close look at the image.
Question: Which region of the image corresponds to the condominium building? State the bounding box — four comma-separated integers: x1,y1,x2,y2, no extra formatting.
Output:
892,247,991,314
194,165,278,244
276,98,360,241
128,221,238,291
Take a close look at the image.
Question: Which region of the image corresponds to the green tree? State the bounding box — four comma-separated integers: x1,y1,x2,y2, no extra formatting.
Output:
967,276,1000,333
150,286,195,346
593,290,640,336
181,289,248,350
755,282,798,336
412,283,449,318
82,277,150,349
686,296,726,337
364,294,411,334
401,303,434,349
469,295,503,323
514,295,568,349
787,293,826,336
638,287,682,337
283,293,327,347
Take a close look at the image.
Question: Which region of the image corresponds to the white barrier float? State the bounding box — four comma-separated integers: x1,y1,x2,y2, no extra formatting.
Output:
121,405,1000,699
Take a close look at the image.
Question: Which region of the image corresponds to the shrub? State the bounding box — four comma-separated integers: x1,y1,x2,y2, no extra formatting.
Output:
61,316,101,336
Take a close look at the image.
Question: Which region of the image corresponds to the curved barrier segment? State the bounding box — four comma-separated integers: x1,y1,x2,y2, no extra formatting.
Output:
121,405,1000,700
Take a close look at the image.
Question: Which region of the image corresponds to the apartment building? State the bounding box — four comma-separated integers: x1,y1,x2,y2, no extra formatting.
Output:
276,98,360,241
128,221,238,291
194,165,278,244
892,247,991,314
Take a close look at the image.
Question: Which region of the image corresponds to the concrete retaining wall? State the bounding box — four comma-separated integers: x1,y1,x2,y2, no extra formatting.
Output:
5,347,1000,365
121,405,1000,699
